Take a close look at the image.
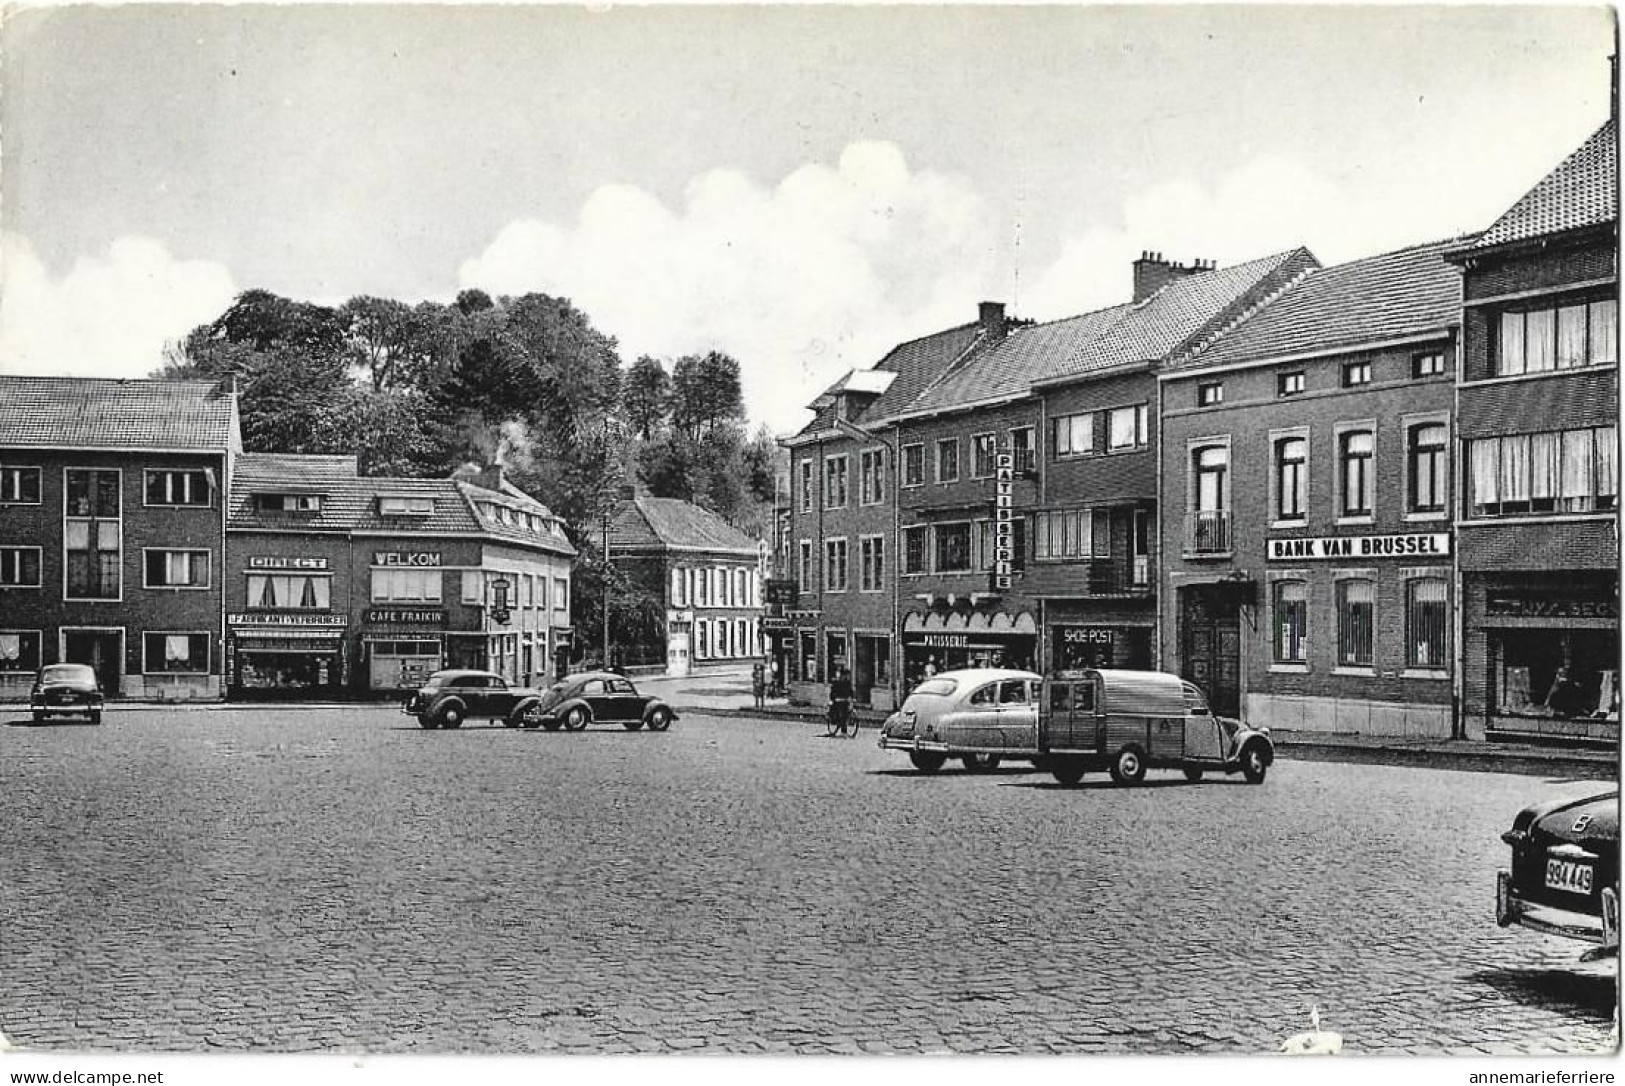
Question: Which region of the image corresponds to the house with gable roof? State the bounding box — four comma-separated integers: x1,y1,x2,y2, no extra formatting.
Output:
606,489,765,677
0,376,239,701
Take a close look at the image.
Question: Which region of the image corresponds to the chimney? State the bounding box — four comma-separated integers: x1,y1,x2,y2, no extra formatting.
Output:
978,301,1008,341
619,485,637,501
472,463,505,492
1132,251,1207,303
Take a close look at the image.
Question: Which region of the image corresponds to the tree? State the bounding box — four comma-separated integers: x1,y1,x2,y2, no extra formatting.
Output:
671,351,744,440
623,355,671,441
339,295,441,392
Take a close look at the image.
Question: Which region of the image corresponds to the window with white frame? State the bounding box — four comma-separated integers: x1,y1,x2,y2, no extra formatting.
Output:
798,540,814,593
145,549,210,589
1339,430,1375,517
1275,436,1307,521
1336,579,1375,667
1033,509,1108,560
1278,371,1306,397
1009,426,1035,472
250,572,331,610
64,469,121,600
1408,423,1449,514
145,469,212,507
824,538,849,592
902,526,927,575
1406,578,1448,669
257,493,322,512
1197,382,1224,407
1273,580,1308,663
1413,352,1446,378
1,466,41,504
936,439,960,483
1052,413,1093,457
1467,426,1617,516
0,547,42,587
975,518,1026,571
1342,360,1372,387
377,495,434,516
859,536,885,592
859,448,885,505
824,455,849,508
1497,298,1618,375
902,444,925,487
143,632,210,674
371,568,442,602
798,460,814,512
971,433,999,478
553,577,568,611
0,631,42,672
1107,404,1149,450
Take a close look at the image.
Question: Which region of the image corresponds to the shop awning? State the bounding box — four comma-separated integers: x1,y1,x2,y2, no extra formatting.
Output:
903,610,1036,634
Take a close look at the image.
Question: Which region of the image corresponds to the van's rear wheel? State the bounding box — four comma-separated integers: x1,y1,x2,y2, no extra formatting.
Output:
1110,746,1146,785
1241,745,1268,784
1183,767,1203,782
909,751,946,774
961,753,1001,773
1051,764,1084,787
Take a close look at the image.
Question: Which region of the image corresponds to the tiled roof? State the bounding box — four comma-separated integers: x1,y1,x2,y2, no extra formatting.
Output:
1033,249,1318,383
458,482,576,555
1473,119,1616,250
0,375,238,452
1177,238,1465,371
894,304,1133,417
610,495,760,555
791,322,982,438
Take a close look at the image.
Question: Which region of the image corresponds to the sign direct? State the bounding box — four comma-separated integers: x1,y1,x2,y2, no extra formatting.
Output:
248,556,329,570
1267,532,1450,561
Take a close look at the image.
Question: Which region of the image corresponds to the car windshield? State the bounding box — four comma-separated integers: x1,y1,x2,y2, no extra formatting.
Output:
911,678,958,698
42,665,94,683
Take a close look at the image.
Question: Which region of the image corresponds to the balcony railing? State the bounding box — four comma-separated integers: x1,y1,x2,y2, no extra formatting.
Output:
1185,510,1232,556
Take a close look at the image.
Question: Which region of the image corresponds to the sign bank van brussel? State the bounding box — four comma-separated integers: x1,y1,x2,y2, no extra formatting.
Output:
1266,533,1450,561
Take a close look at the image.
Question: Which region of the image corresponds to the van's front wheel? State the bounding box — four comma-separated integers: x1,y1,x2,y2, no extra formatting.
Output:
909,751,946,774
1110,746,1146,785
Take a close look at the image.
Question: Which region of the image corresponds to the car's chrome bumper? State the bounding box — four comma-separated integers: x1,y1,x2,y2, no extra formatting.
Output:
1497,870,1619,950
877,734,949,754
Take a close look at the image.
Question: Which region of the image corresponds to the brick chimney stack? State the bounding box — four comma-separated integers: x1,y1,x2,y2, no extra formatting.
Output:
1132,251,1211,302
472,463,505,492
978,301,1008,341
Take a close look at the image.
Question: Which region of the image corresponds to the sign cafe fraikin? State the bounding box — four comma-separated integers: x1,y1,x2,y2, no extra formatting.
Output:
1267,532,1451,561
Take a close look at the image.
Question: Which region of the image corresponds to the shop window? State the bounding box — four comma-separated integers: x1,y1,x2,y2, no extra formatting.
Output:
145,549,210,589
1408,423,1448,514
903,526,928,575
823,455,849,509
144,632,210,675
934,523,971,572
971,433,998,478
1406,579,1448,670
1336,579,1375,668
1467,426,1617,516
859,449,886,505
936,439,960,483
0,547,42,588
1273,580,1307,663
1339,430,1374,517
824,538,849,592
902,444,925,487
1495,627,1620,720
1275,437,1307,521
1052,413,1093,457
1497,298,1617,376
145,469,212,507
798,631,818,683
0,466,41,504
0,631,42,672
826,633,848,680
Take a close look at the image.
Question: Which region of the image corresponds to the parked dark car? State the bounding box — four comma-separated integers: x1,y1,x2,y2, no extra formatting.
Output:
522,671,677,732
401,670,550,730
30,663,104,724
1497,789,1619,960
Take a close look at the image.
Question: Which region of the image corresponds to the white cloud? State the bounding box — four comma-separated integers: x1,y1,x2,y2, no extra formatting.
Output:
0,234,237,378
459,141,997,437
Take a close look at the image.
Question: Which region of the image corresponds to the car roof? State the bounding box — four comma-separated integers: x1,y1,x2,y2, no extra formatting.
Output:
932,668,1042,685
429,669,501,680
567,671,634,684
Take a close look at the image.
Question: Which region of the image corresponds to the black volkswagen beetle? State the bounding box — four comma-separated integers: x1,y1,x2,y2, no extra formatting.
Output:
522,671,677,732
30,663,105,724
1497,789,1619,960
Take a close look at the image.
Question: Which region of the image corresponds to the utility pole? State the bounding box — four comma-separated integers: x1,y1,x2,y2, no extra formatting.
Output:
601,502,612,668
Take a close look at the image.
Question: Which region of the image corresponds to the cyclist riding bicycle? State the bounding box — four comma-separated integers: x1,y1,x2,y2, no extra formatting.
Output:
827,667,855,737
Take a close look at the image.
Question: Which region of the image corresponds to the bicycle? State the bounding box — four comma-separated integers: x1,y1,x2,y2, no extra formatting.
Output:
826,698,856,738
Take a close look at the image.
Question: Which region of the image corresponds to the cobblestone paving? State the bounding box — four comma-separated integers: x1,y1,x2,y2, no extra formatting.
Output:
0,705,1616,1055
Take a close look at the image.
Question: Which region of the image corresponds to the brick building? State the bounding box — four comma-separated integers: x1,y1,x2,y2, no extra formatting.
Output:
1159,240,1463,731
1445,118,1619,743
0,377,238,701
605,491,766,676
226,455,576,697
782,249,1317,710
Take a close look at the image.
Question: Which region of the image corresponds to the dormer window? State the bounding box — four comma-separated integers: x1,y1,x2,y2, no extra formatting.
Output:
256,493,322,512
379,495,434,516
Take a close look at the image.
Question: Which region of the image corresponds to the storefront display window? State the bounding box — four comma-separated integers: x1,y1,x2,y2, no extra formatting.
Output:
1493,628,1620,720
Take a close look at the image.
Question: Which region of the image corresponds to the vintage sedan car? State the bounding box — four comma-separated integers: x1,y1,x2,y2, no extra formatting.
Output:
1037,669,1273,787
29,663,104,724
877,668,1042,773
401,669,551,730
520,671,677,732
1497,789,1619,959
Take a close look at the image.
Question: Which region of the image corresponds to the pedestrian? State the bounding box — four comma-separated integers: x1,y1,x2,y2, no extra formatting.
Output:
751,662,766,709
828,667,854,736
924,655,938,678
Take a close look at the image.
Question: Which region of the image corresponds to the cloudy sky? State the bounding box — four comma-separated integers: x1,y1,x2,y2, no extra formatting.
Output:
0,3,1613,435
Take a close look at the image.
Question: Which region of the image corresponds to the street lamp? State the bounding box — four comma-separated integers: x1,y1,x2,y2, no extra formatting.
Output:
831,414,900,709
